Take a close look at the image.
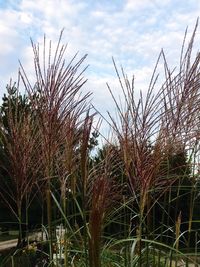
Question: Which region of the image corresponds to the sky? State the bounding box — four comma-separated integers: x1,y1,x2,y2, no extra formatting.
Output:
0,0,200,135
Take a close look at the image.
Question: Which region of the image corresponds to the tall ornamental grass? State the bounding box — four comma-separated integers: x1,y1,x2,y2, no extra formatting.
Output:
0,22,200,267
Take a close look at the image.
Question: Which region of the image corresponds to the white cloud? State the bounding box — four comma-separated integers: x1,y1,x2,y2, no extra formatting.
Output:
125,0,170,11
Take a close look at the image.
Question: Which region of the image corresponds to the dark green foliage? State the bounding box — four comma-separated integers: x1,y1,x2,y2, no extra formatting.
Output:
0,86,30,131
154,149,193,247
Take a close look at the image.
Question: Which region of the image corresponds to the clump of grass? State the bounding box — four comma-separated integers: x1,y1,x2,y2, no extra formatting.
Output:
88,147,121,267
105,19,200,266
0,85,41,246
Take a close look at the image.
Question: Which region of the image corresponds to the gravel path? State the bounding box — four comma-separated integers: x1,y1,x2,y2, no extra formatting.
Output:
0,239,17,251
